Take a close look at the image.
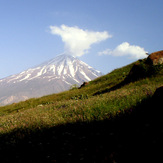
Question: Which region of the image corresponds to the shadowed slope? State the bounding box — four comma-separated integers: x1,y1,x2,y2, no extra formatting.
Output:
0,89,162,163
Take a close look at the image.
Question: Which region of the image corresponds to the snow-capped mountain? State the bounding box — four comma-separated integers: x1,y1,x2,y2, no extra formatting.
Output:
0,54,102,105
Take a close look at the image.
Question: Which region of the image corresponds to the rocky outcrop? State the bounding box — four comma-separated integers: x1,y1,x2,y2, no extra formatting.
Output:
79,82,89,89
146,50,163,65
125,50,163,83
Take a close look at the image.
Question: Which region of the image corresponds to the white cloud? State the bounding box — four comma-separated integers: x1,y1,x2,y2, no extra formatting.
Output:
98,42,148,59
49,24,112,57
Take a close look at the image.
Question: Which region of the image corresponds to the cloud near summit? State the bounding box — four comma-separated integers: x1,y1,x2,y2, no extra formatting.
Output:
49,24,112,57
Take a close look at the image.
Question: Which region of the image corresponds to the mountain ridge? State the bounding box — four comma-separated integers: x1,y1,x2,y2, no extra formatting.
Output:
0,54,102,105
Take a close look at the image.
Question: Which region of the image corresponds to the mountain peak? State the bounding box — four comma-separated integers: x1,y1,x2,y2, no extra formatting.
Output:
0,54,102,105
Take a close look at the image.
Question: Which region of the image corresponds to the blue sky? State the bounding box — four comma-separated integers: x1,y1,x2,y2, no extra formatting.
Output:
0,0,163,78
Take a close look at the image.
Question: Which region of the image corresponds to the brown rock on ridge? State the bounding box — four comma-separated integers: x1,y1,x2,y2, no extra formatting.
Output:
124,50,163,83
79,82,89,89
146,50,163,65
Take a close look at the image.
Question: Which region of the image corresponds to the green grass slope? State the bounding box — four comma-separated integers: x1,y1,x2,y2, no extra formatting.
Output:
0,58,163,162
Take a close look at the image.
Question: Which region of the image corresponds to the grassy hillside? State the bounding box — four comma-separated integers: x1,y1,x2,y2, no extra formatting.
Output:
0,58,163,162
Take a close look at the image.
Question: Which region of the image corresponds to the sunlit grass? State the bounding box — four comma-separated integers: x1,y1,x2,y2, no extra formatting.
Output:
0,59,162,137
